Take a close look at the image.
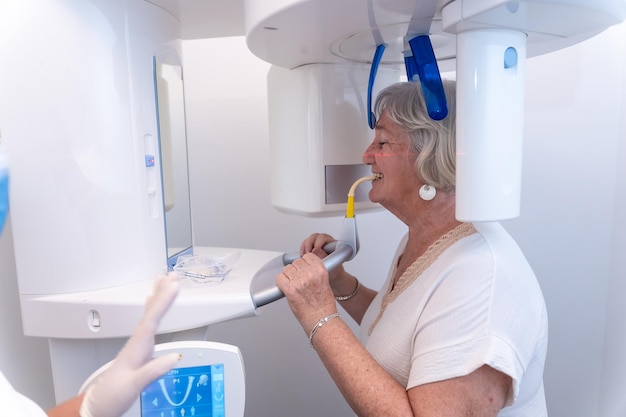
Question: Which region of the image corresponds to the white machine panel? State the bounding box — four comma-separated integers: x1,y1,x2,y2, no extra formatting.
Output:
268,64,400,215
0,0,176,296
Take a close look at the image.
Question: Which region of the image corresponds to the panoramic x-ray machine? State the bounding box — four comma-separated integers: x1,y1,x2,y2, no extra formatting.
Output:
1,0,624,416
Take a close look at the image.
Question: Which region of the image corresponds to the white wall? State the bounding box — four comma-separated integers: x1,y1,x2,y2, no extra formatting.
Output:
506,21,626,416
597,22,626,417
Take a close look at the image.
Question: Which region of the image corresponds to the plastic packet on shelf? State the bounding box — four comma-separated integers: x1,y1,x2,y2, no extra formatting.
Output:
173,251,241,283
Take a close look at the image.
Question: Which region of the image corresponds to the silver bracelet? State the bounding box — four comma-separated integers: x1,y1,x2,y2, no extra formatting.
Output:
308,312,341,348
334,277,360,301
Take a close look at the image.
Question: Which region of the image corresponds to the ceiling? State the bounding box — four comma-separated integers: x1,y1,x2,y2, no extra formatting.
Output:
177,0,246,39
146,0,245,39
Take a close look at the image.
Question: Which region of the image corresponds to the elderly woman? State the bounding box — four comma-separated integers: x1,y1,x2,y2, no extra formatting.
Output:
277,80,548,417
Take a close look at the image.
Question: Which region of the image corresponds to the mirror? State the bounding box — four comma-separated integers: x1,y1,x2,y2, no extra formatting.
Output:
153,56,193,267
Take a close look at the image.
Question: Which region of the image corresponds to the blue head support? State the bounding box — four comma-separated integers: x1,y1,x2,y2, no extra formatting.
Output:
0,148,8,235
406,35,448,121
367,35,448,130
367,43,387,129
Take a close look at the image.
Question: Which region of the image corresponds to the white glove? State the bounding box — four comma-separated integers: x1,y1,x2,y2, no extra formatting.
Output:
80,274,181,417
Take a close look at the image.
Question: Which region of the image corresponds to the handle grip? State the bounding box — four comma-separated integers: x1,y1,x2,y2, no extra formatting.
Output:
251,241,354,308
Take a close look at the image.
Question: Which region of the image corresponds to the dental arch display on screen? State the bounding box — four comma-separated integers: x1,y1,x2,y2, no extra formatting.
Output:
138,342,245,417
82,341,245,417
141,363,226,417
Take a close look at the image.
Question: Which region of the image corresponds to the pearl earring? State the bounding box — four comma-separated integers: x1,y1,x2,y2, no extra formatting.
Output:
419,184,436,201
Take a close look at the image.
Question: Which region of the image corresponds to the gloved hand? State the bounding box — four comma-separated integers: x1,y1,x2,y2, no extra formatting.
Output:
80,274,181,417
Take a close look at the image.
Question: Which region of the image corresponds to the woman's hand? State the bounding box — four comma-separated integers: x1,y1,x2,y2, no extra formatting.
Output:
300,233,336,258
294,233,375,327
299,233,350,284
277,253,338,332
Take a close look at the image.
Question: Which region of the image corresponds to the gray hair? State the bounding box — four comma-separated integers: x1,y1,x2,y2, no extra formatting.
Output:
373,80,456,191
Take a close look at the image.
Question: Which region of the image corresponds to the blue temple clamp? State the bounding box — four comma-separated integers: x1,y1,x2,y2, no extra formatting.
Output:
407,35,448,121
0,148,9,235
367,43,387,129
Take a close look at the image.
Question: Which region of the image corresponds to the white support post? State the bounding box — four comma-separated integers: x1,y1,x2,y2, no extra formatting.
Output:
455,29,527,221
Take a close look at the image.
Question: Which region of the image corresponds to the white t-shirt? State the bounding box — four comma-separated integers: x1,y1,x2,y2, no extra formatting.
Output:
0,371,48,416
360,222,548,416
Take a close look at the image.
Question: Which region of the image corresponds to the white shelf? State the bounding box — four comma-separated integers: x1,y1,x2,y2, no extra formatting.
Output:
19,247,285,339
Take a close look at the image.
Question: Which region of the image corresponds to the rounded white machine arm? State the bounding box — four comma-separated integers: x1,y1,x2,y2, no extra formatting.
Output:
244,0,626,221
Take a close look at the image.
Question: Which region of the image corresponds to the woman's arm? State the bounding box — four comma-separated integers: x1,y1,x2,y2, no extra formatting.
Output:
312,318,510,417
311,318,414,416
329,268,377,325
300,233,377,324
278,253,511,417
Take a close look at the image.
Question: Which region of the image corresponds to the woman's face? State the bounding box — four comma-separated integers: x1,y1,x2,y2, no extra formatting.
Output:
362,111,422,216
